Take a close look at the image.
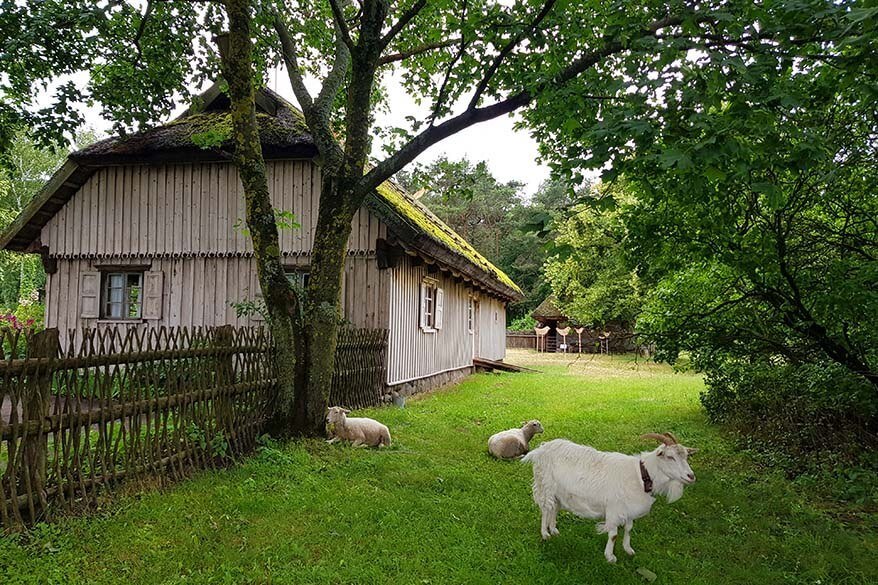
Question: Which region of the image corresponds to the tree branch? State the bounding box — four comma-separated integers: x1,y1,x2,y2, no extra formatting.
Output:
378,38,460,66
359,14,706,194
273,13,314,116
328,0,355,50
381,0,427,47
467,0,557,110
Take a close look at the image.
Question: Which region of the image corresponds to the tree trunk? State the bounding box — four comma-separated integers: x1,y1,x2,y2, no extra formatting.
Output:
294,175,358,434
219,0,302,435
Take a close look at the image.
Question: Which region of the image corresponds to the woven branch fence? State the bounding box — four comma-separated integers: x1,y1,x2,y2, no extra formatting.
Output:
0,325,388,530
329,328,388,410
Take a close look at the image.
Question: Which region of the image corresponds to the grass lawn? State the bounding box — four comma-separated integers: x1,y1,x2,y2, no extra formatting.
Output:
2,350,876,584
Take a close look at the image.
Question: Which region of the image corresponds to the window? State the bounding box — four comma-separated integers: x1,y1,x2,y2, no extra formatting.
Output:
285,268,310,290
467,296,474,333
420,278,443,332
102,272,143,319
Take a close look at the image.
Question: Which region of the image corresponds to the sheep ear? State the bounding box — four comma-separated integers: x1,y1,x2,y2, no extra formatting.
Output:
686,447,698,456
342,408,351,414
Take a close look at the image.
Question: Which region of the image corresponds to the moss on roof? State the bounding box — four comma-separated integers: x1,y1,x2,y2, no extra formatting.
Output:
72,108,311,160
375,181,522,295
531,295,566,320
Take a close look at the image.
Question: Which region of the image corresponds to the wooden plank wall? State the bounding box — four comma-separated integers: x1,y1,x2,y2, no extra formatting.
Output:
45,256,388,348
477,296,507,361
41,161,385,258
386,256,476,386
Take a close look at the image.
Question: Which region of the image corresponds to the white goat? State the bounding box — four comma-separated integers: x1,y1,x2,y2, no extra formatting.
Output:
488,420,544,459
522,432,696,563
325,406,391,447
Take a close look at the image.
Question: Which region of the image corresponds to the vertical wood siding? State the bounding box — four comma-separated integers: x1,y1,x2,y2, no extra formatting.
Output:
45,256,388,348
39,159,507,379
42,161,385,257
386,256,478,386
477,295,507,361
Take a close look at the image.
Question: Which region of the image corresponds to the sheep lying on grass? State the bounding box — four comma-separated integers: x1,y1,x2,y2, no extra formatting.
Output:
325,406,391,447
488,420,544,459
522,432,697,563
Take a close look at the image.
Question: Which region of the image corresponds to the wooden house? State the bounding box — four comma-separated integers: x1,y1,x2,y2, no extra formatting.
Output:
0,84,523,394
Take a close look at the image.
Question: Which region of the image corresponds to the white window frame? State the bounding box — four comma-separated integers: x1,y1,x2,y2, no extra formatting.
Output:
420,277,443,332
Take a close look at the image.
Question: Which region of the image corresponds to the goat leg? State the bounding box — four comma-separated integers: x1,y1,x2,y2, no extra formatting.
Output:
622,520,635,556
604,524,618,564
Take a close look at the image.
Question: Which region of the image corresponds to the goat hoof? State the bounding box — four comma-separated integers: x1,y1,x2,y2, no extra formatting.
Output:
541,531,551,540
549,527,559,536
624,547,635,556
605,554,617,564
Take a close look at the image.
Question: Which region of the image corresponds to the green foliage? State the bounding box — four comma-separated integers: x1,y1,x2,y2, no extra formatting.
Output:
398,159,576,321
507,314,537,331
230,298,267,321
0,130,87,311
544,183,643,327
190,126,231,150
1,357,876,583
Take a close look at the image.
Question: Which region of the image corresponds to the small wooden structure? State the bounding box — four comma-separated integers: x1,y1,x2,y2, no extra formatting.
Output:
531,296,567,352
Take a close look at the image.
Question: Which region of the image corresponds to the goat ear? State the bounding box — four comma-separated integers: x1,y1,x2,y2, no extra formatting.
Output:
686,447,698,456
342,408,351,414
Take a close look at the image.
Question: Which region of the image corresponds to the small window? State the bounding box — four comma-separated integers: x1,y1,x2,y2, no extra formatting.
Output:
422,281,436,329
467,297,474,333
420,278,443,332
102,272,143,319
285,268,310,290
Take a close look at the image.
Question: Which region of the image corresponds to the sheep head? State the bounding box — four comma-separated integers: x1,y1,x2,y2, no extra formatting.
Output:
522,420,544,434
326,406,351,427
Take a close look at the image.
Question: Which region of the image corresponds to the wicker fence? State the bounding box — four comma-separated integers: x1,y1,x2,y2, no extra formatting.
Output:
0,325,388,530
330,328,388,410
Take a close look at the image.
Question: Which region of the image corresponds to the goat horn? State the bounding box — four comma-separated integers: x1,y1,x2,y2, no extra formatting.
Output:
641,433,675,446
662,432,679,445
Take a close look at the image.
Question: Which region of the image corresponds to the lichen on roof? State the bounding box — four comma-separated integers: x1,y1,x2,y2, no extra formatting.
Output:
375,181,522,295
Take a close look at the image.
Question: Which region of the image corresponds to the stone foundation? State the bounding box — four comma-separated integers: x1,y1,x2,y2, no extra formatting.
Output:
383,366,474,402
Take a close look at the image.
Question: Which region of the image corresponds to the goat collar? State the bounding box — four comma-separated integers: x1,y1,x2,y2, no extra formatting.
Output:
639,459,653,494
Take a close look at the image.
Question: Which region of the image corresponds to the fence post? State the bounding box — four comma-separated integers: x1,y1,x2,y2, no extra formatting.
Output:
213,326,235,446
23,328,60,516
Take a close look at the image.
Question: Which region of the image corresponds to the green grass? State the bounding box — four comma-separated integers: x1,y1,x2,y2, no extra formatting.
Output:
2,350,876,584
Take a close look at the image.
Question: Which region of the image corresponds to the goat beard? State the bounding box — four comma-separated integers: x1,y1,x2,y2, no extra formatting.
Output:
655,479,686,503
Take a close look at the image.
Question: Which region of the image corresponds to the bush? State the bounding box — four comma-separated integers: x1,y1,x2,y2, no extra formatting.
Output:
507,314,536,331
700,360,878,503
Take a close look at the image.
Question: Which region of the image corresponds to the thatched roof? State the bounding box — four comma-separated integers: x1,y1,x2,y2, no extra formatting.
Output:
0,82,522,301
71,86,314,165
531,295,566,320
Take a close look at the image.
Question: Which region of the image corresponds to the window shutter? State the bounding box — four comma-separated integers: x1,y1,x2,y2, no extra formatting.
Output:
142,271,164,320
435,288,444,330
419,282,428,330
80,272,100,319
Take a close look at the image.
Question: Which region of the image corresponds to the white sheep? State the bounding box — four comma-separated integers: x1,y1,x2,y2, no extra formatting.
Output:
522,432,697,563
325,406,391,447
488,420,544,459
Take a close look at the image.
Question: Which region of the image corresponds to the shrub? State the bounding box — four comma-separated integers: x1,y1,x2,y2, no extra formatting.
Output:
701,359,878,502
